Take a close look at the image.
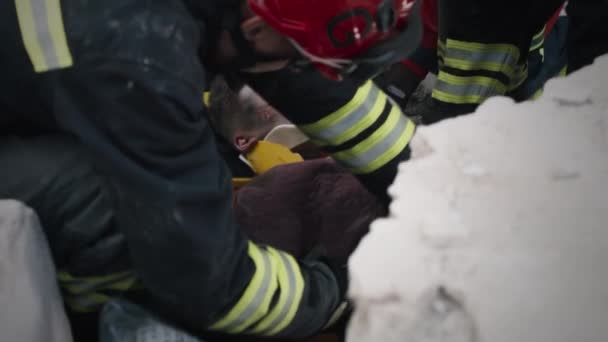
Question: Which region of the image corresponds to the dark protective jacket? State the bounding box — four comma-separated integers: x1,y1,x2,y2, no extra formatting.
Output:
0,0,414,338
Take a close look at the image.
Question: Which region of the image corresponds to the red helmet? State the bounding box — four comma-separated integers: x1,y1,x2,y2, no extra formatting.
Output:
248,0,422,81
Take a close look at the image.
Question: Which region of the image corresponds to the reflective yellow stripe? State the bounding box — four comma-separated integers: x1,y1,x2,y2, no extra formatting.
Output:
529,65,568,101
15,0,73,72
203,91,211,107
438,72,507,90
333,105,415,174
211,243,305,336
530,26,546,51
15,0,46,71
447,39,520,57
440,39,520,78
438,72,507,94
301,80,373,136
249,248,305,336
210,242,278,333
302,87,386,147
323,301,349,330
352,117,415,174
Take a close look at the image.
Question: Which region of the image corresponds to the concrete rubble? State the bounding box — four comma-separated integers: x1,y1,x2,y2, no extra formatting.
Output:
347,55,608,342
0,200,74,342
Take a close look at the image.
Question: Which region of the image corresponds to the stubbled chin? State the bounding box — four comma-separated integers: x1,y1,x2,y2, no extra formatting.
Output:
240,60,290,73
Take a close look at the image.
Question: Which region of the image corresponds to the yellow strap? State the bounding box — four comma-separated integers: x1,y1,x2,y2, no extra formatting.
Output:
248,248,304,336
58,270,138,295
440,38,521,79
245,141,303,174
437,72,508,94
300,81,373,135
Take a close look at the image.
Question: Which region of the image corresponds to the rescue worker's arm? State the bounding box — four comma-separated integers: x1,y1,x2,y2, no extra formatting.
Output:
35,4,344,338
242,69,415,204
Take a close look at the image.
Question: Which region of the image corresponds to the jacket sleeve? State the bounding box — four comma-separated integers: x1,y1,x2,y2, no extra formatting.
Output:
418,0,565,124
242,69,416,204
44,4,343,338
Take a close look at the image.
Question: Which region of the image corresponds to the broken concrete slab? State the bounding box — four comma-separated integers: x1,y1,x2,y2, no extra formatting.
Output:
347,55,608,342
0,200,73,342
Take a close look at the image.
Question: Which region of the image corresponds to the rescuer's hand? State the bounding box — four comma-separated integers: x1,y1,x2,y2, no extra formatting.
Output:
374,62,424,108
303,245,352,331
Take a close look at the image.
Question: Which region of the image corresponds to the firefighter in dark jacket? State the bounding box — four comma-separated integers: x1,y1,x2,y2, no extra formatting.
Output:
4,0,601,339
0,0,421,339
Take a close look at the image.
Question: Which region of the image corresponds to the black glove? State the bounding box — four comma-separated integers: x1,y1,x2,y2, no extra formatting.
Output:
374,63,424,108
302,245,352,335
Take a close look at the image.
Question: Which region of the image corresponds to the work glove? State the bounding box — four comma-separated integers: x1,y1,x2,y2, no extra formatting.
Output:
302,245,352,336
374,63,424,109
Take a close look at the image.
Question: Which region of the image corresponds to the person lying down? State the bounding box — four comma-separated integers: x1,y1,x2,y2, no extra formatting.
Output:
207,76,386,263
100,78,387,342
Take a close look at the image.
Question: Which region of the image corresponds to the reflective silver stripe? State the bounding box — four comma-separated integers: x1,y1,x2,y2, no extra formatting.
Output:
440,39,521,77
303,85,381,144
221,249,274,332
334,107,408,170
435,79,503,100
508,63,528,91
15,0,73,72
257,252,298,336
530,26,545,51
443,47,518,71
31,0,61,68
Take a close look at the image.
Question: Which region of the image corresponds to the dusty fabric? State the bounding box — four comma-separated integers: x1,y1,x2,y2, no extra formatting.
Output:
100,159,378,342
233,159,385,261
0,200,73,342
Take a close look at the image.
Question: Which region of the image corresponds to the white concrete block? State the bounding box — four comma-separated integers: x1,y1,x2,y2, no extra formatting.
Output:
347,55,608,342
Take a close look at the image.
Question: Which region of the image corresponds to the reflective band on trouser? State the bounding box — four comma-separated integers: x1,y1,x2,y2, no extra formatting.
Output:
300,81,386,146
14,0,73,72
508,63,528,91
530,65,568,100
438,39,521,79
432,72,507,105
209,242,304,336
248,249,304,336
530,26,546,52
58,271,139,312
333,105,416,175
